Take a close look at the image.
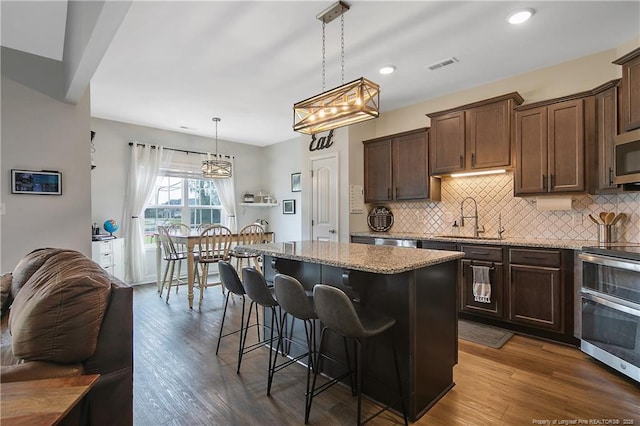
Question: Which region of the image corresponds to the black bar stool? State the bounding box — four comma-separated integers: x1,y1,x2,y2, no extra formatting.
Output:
216,260,259,374
240,267,280,389
310,284,408,426
272,274,321,420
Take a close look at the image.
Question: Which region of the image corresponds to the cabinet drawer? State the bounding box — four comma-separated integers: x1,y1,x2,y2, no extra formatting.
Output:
510,248,560,267
98,241,113,254
98,252,113,267
461,245,502,262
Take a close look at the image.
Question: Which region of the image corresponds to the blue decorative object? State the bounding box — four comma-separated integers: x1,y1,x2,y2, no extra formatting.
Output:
103,219,119,235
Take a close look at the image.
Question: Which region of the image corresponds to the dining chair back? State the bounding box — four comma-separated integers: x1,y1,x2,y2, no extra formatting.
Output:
232,223,266,272
195,225,233,309
157,225,189,303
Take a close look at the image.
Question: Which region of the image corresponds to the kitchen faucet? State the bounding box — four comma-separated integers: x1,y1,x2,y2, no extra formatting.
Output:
460,197,485,238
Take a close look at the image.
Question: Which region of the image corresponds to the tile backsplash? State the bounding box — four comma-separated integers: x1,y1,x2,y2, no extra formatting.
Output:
384,172,640,243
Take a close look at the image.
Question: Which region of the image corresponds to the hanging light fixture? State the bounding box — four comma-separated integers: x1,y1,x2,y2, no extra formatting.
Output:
201,117,232,178
293,1,379,135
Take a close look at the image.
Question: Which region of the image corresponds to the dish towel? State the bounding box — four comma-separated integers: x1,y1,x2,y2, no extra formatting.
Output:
472,265,492,304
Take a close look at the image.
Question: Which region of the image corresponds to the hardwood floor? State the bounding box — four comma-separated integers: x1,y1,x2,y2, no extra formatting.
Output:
133,283,640,425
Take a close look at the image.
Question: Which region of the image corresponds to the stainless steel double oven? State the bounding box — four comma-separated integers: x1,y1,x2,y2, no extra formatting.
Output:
579,245,640,383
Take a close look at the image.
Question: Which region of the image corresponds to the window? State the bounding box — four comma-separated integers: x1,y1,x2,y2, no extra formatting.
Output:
144,176,224,243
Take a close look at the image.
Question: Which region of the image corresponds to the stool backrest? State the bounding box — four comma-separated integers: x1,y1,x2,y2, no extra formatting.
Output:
199,225,232,262
312,284,364,339
217,260,245,296
274,274,316,320
242,267,277,308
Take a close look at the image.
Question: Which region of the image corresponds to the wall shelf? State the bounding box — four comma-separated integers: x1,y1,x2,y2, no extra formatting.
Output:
239,202,279,207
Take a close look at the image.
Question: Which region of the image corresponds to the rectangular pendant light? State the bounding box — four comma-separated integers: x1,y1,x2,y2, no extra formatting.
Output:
293,77,380,135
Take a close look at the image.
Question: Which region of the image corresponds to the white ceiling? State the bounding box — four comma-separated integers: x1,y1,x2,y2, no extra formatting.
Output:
3,1,640,146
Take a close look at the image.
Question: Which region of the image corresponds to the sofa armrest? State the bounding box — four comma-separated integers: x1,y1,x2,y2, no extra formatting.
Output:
0,361,83,383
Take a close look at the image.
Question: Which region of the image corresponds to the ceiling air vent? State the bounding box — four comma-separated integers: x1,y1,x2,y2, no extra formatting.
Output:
426,57,459,71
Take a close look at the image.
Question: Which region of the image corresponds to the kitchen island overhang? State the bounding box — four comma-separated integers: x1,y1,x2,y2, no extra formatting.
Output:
235,241,464,422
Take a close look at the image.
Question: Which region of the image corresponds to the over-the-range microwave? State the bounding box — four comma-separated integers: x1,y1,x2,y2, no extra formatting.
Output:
614,128,640,189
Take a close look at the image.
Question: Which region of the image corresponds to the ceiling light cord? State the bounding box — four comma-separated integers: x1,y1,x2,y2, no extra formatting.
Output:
341,14,345,85
322,21,326,92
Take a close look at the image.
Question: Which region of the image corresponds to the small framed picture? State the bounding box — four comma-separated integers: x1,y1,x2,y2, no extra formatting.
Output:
11,169,62,195
283,199,296,214
291,172,301,192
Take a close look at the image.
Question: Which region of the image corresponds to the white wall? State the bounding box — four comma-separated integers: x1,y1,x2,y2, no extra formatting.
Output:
261,137,302,242
1,76,92,271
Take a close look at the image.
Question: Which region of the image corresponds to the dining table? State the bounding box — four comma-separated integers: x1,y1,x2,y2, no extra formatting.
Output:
155,230,274,309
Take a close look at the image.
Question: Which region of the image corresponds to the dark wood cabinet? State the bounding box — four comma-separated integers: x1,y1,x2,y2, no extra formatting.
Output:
429,111,465,175
363,128,440,203
508,248,562,331
515,97,590,195
593,80,621,191
428,92,523,176
613,47,640,131
460,245,504,319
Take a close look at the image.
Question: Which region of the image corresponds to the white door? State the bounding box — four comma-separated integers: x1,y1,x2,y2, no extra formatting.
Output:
311,154,339,242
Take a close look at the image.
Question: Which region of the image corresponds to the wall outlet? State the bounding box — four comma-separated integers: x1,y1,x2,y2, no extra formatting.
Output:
572,212,583,226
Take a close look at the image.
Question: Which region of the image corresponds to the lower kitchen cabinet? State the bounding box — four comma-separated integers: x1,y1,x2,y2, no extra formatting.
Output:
508,248,563,332
461,259,504,318
91,238,125,281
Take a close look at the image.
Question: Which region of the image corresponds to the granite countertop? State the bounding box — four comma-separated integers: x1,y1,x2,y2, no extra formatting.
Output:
234,241,464,274
350,231,598,250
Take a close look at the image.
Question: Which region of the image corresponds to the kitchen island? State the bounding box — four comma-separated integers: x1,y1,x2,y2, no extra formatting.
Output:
235,240,464,422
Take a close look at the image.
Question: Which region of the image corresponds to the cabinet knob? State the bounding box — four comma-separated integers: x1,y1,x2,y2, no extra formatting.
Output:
459,155,464,168
542,174,547,190
329,229,336,234
471,153,476,166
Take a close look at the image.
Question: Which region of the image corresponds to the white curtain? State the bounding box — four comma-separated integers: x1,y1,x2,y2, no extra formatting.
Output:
123,144,172,283
213,157,238,233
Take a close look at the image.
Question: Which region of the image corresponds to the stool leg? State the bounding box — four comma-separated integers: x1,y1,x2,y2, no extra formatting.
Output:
216,291,231,355
238,298,251,374
303,319,315,423
356,339,363,426
165,261,175,304
266,307,279,395
307,326,328,424
390,332,409,426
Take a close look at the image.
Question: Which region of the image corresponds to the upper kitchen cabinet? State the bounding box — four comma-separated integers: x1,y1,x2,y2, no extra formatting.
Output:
363,128,440,203
514,92,596,195
613,47,640,132
593,80,621,192
427,92,524,176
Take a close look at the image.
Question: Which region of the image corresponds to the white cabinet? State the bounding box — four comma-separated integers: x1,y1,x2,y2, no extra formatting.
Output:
92,239,125,281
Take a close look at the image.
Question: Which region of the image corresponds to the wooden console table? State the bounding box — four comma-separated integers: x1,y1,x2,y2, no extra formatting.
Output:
1,374,99,425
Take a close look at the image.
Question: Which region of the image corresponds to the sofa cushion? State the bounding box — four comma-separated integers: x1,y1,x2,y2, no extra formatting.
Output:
1,273,11,317
9,250,111,363
10,248,60,298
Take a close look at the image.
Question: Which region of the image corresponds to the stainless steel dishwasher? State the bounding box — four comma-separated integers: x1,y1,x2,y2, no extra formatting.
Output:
373,238,418,248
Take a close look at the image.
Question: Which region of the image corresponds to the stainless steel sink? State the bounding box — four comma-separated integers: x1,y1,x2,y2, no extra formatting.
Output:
434,235,504,241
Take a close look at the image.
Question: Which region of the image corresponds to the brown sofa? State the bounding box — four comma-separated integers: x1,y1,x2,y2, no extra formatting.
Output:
1,248,133,425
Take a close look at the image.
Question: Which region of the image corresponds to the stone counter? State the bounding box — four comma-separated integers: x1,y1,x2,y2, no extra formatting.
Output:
350,231,597,250
235,240,464,274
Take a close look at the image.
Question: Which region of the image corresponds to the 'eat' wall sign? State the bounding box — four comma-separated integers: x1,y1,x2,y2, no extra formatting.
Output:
309,129,334,152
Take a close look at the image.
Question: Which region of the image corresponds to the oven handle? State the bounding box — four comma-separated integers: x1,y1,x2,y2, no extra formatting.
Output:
579,253,640,273
581,289,640,318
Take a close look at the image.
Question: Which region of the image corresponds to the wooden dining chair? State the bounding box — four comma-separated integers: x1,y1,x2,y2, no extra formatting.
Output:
232,223,266,273
158,225,190,303
195,224,233,309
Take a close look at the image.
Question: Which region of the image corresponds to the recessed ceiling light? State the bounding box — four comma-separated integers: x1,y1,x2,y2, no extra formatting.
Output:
507,9,534,25
379,65,396,75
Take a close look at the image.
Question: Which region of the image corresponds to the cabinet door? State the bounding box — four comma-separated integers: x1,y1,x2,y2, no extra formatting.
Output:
596,86,619,190
509,264,562,331
548,99,585,193
364,139,392,202
430,111,465,175
515,106,548,195
393,131,429,200
467,100,511,170
621,53,640,131
461,260,503,318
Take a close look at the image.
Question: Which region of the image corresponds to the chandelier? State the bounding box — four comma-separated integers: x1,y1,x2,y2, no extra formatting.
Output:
201,117,232,178
293,1,379,135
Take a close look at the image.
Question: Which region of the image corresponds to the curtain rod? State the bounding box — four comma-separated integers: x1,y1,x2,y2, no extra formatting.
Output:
128,142,233,158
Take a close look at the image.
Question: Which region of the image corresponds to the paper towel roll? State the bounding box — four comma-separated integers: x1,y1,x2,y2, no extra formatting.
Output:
535,196,573,211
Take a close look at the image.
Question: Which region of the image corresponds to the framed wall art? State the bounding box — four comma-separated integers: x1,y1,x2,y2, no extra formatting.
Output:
291,172,301,192
11,169,62,195
283,199,296,214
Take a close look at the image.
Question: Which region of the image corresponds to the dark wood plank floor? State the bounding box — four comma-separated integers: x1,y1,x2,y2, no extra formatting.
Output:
133,283,640,425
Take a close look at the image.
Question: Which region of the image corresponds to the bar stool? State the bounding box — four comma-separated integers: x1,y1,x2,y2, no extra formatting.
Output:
240,267,280,386
272,274,319,419
310,284,408,426
216,260,259,374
